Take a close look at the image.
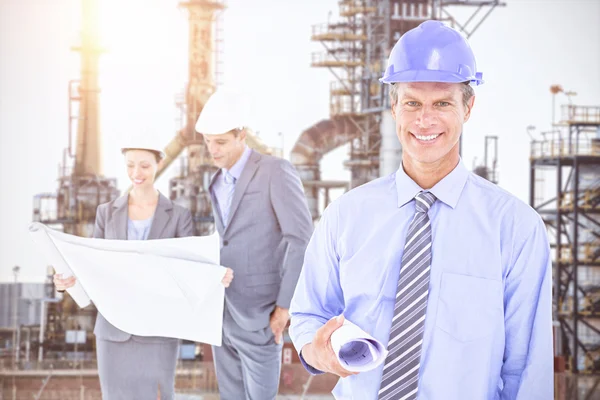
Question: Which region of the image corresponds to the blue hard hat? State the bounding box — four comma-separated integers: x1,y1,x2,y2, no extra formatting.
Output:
380,20,483,86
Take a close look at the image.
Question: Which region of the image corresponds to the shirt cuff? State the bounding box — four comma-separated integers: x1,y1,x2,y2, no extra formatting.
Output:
299,349,325,375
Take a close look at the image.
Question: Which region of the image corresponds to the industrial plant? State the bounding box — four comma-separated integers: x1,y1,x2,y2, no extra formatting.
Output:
1,1,598,399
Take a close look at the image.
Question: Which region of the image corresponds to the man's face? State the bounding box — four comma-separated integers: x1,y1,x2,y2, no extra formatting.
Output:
203,130,246,170
392,82,475,167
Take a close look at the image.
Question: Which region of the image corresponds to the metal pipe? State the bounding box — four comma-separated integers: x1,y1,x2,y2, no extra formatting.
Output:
556,158,562,335
38,300,46,363
573,155,579,372
25,327,30,363
15,326,20,365
67,79,80,159
529,159,535,208
12,266,19,370
74,0,103,176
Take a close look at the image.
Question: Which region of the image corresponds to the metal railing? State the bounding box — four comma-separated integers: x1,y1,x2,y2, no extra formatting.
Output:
311,22,365,41
530,138,600,158
32,193,59,223
555,373,600,399
390,1,432,21
0,358,96,371
330,80,359,95
559,189,600,211
557,242,600,264
339,1,377,17
330,95,362,116
311,51,363,67
0,358,219,372
561,105,600,124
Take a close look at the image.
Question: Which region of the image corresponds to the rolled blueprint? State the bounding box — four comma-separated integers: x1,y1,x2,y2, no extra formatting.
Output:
28,222,227,345
330,319,389,372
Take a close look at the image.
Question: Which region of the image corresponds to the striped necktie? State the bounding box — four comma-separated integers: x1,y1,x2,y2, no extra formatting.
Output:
379,191,437,400
222,171,236,225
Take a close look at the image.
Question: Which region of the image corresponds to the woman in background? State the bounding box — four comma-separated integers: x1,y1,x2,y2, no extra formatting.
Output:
54,139,233,400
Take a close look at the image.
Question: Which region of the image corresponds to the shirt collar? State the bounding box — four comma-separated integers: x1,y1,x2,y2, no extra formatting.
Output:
395,158,469,209
223,146,252,181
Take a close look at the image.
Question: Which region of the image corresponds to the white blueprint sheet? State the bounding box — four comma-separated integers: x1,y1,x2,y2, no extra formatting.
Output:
28,222,226,346
331,319,389,372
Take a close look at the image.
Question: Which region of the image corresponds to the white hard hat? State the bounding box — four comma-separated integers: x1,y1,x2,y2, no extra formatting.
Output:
120,134,166,160
195,89,252,135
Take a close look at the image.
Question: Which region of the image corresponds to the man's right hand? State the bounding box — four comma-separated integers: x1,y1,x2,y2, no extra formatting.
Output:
301,314,358,378
221,268,234,288
53,273,76,292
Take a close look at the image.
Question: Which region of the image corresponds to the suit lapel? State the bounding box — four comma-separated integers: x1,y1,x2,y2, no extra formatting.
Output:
110,195,128,240
224,150,261,235
147,193,172,240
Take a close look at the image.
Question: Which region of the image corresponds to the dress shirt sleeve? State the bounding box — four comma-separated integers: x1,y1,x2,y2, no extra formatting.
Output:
289,202,345,374
500,214,553,399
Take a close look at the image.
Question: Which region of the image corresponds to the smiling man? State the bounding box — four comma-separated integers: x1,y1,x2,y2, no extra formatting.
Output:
289,20,553,400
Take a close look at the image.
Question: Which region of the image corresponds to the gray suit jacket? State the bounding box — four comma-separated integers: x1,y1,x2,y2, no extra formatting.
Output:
209,150,313,331
92,192,194,343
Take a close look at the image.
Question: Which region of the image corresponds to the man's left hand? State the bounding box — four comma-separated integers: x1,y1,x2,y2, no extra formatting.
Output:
269,306,289,345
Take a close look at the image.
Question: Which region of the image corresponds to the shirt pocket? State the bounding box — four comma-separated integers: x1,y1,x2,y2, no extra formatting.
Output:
435,272,503,342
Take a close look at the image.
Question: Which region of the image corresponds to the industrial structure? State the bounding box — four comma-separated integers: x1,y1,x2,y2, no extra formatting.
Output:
30,0,119,362
0,280,52,361
3,0,291,398
140,0,277,236
290,0,505,218
530,100,600,397
473,135,499,184
11,1,600,399
26,0,278,364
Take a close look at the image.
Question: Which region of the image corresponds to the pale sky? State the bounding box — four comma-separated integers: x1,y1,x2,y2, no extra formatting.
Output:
1,0,599,282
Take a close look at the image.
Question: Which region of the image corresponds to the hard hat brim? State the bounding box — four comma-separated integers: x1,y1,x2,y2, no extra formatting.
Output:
195,117,245,136
121,147,166,160
380,69,483,86
196,126,244,136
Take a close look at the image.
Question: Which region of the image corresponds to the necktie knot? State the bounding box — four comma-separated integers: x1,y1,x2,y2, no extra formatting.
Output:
224,171,236,185
415,191,436,213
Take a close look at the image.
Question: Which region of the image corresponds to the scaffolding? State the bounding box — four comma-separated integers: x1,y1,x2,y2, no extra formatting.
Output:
29,0,119,363
530,104,600,394
472,135,499,184
31,0,120,238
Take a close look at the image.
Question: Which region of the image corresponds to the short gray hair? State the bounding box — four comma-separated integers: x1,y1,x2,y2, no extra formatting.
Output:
389,82,475,108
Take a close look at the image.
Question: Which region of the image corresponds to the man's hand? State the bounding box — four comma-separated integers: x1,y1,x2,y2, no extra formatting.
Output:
270,306,290,344
301,315,358,378
221,268,234,288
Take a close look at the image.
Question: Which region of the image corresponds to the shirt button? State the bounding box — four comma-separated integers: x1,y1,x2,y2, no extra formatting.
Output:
223,240,228,246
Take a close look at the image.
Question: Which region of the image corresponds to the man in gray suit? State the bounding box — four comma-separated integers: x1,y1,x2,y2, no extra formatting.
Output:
195,90,313,400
